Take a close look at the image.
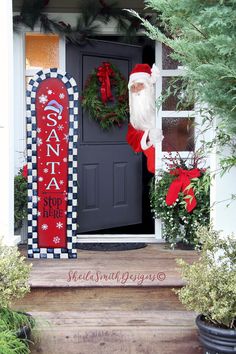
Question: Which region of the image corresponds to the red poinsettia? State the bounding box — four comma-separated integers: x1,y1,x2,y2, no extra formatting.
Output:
22,164,27,179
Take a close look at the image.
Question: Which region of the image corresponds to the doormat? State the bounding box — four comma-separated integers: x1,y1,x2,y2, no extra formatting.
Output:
76,243,147,251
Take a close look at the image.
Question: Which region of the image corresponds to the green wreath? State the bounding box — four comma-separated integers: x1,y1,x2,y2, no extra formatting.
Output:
81,62,129,130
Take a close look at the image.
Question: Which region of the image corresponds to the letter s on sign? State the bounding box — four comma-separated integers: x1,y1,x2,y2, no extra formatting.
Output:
47,113,58,127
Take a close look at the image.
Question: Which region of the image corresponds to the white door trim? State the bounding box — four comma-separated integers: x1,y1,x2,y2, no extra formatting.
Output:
0,1,20,245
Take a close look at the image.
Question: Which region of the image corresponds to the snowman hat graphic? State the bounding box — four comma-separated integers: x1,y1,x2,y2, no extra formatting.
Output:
44,100,63,120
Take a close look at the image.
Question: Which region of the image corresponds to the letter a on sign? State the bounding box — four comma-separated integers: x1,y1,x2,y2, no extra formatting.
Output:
26,69,78,259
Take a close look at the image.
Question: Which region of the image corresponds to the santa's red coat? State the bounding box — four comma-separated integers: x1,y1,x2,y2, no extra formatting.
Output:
126,123,155,174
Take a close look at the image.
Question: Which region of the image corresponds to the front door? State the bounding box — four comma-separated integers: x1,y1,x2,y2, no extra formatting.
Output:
66,40,143,234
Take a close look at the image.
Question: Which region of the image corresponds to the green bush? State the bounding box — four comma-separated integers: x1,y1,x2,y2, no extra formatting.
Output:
14,171,27,230
176,225,236,329
0,320,29,354
0,240,34,353
0,238,31,308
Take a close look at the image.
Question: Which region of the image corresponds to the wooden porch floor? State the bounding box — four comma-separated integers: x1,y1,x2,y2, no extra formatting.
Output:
19,243,198,287
15,244,202,354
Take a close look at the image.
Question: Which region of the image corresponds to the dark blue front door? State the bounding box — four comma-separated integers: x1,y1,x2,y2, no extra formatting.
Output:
66,40,142,233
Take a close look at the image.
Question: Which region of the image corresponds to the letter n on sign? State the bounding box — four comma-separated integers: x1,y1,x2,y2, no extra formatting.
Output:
26,69,78,259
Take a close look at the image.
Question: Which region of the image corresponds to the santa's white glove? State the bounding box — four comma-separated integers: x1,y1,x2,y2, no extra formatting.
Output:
150,64,160,84
148,128,164,146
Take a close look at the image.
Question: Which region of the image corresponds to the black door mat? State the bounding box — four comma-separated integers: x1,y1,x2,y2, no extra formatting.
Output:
76,243,147,251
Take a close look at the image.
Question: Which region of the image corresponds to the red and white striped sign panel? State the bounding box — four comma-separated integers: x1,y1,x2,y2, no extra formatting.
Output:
26,69,78,259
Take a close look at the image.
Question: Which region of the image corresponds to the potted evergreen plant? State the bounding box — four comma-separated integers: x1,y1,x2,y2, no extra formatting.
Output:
176,225,236,354
0,237,35,353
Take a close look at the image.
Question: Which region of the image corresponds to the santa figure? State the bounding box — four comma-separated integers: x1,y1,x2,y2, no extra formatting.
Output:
126,63,163,174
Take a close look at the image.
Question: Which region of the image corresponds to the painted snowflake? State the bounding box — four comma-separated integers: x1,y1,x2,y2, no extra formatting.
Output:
41,224,48,230
37,137,43,146
58,124,64,131
59,180,64,185
59,93,65,99
56,222,63,229
37,127,41,133
53,236,61,244
38,196,41,201
39,94,48,104
63,157,67,163
38,177,44,182
47,90,53,95
37,211,41,216
43,168,49,173
63,134,69,142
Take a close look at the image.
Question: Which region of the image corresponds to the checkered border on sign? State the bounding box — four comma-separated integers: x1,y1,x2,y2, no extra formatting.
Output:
27,68,78,259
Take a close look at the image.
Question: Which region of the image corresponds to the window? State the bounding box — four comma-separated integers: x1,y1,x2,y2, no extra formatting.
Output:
155,43,195,158
25,33,61,83
162,117,194,152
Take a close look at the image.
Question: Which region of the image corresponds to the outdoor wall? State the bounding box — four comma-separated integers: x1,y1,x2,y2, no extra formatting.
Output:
211,146,236,236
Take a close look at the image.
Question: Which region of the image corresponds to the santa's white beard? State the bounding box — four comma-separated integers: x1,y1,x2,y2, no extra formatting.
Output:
129,84,156,131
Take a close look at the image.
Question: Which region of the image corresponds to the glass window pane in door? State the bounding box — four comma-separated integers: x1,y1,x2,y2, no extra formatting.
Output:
25,33,59,70
162,77,194,111
162,44,181,70
162,117,194,152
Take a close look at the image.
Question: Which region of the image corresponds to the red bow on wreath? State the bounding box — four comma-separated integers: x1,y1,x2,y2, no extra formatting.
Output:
97,62,114,104
165,168,201,212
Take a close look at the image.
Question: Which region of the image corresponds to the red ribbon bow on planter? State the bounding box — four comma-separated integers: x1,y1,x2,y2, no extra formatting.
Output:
97,62,114,103
165,168,201,212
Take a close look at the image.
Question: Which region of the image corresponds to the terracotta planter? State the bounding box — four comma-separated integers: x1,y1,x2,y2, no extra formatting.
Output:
196,314,236,354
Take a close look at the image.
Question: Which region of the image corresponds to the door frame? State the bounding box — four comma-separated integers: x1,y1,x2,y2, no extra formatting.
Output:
14,26,163,243
76,40,163,243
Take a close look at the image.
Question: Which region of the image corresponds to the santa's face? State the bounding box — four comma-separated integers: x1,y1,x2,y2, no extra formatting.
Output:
130,82,145,93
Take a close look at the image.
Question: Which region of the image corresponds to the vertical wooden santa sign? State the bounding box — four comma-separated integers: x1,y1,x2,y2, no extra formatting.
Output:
26,69,78,258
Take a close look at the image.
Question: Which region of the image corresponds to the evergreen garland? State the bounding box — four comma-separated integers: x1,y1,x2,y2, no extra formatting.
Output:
13,0,159,45
81,63,128,130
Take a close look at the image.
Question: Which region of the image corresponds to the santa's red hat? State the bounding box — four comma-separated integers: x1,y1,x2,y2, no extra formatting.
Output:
128,63,159,88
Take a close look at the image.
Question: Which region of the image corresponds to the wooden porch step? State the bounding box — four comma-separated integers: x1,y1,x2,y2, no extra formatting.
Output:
13,287,185,312
15,244,201,353
19,244,199,288
29,310,201,354
14,287,202,353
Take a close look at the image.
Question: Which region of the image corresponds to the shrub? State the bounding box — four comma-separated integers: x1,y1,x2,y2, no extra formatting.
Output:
14,169,27,230
176,225,236,329
0,238,31,308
